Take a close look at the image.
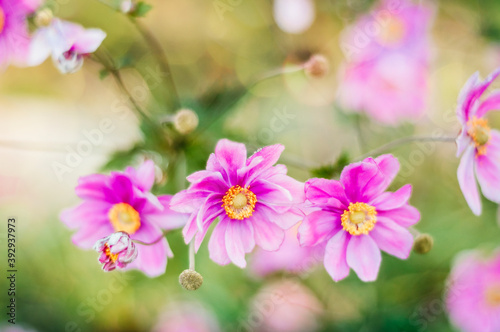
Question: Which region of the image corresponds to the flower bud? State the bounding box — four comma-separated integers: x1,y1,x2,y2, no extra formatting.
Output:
179,269,203,291
173,109,199,135
413,233,433,254
304,54,329,78
94,232,138,271
34,8,53,27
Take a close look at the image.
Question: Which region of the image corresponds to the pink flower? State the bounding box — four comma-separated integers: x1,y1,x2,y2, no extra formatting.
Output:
60,160,189,277
94,232,138,272
247,280,323,332
337,0,433,125
298,154,420,282
250,224,324,277
0,0,41,68
170,139,305,268
29,18,106,73
152,301,221,332
456,68,500,216
446,250,500,332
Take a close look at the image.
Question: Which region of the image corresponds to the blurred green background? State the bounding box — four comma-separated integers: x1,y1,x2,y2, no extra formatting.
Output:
2,0,500,331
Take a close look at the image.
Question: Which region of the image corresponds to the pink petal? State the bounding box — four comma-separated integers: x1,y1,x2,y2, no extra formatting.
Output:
214,139,247,184
370,218,413,259
304,178,348,210
196,194,224,230
225,220,255,268
340,159,380,202
208,217,231,265
377,205,420,228
457,145,481,216
255,203,302,229
476,130,500,203
129,239,171,277
370,184,412,211
476,91,500,119
182,213,198,244
244,144,285,183
126,160,155,192
324,230,350,282
298,210,341,247
346,235,381,282
72,222,114,249
170,190,207,214
72,28,106,54
144,195,189,230
373,154,400,189
252,214,285,251
60,200,111,229
75,174,109,201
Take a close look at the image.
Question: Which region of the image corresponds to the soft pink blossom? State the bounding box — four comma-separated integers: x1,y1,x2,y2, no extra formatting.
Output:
152,301,221,332
298,154,420,282
338,0,433,125
61,160,189,277
446,249,500,332
29,18,106,73
170,139,305,268
456,68,500,215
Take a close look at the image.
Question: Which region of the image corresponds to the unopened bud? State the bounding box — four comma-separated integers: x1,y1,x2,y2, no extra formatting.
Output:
179,269,203,291
34,8,53,27
173,109,199,135
304,54,329,78
413,233,433,254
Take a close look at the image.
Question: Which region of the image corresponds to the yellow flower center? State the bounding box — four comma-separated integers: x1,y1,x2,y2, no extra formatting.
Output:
222,185,257,220
108,203,141,234
467,116,490,156
341,202,377,236
377,15,406,46
0,7,5,34
104,244,118,263
485,284,500,307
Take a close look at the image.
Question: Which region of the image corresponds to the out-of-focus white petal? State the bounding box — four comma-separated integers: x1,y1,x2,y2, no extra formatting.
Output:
273,0,315,34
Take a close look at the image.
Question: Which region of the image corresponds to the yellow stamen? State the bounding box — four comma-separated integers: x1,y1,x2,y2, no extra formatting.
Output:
0,7,5,34
485,284,500,307
377,15,406,46
104,244,119,263
341,202,377,236
108,203,141,234
222,185,257,220
467,116,490,156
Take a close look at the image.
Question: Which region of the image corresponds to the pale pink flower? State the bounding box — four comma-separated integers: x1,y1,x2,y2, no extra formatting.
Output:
29,18,106,73
446,249,500,332
152,301,221,332
456,68,500,215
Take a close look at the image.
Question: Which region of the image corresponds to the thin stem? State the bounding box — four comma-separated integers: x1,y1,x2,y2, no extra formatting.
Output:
354,135,456,161
132,21,181,111
189,240,195,270
133,235,164,246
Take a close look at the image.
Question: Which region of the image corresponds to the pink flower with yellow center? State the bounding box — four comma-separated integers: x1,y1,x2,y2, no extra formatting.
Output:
0,0,42,68
456,68,500,215
298,154,420,282
170,139,305,268
337,0,433,125
60,160,189,277
446,250,500,332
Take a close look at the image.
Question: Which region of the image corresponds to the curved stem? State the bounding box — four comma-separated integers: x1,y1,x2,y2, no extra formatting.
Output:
132,21,181,112
133,234,164,246
354,135,456,161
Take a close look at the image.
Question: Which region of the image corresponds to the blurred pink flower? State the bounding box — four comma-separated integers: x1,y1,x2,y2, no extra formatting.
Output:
273,0,315,34
446,250,500,332
29,18,106,73
250,224,324,277
170,139,305,268
298,154,420,282
338,0,433,125
0,0,41,68
94,232,138,272
246,280,323,332
61,160,189,277
152,301,221,332
456,68,500,216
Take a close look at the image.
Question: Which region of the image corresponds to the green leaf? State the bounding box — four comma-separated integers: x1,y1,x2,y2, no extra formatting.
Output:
99,69,110,80
130,2,153,17
310,151,350,179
